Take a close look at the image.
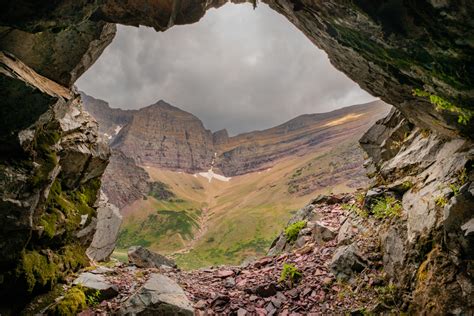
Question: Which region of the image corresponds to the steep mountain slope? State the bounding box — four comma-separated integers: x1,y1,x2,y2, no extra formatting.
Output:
81,94,391,268
82,91,390,177
215,103,384,176
113,101,216,172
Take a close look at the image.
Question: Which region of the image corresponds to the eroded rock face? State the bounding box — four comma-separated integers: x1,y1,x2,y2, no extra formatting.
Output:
0,22,116,87
1,1,473,314
101,149,151,209
360,108,474,314
0,51,109,311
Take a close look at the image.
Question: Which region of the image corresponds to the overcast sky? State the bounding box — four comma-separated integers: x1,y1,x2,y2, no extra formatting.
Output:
77,2,375,135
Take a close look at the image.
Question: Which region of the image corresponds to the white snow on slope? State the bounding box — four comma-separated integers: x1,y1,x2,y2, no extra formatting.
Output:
197,168,231,183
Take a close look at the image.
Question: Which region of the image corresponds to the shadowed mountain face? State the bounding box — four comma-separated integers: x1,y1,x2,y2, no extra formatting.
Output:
81,92,391,177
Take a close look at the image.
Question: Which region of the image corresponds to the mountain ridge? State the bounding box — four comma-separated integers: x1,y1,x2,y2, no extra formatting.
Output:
81,91,390,177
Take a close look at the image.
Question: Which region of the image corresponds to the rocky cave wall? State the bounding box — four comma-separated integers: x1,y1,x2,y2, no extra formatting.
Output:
0,0,473,313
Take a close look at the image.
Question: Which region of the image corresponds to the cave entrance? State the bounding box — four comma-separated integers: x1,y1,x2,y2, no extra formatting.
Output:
76,2,389,269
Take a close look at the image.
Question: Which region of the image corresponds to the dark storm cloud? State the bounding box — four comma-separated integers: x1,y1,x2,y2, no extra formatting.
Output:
76,3,376,135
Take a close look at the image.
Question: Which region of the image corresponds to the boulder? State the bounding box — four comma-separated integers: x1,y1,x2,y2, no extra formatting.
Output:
118,273,193,315
329,244,367,281
128,246,177,269
381,226,406,279
73,272,118,300
267,234,288,256
86,198,122,262
310,221,337,243
337,219,359,246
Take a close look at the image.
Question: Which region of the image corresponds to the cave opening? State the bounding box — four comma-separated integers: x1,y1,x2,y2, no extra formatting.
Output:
76,2,389,269
1,1,473,314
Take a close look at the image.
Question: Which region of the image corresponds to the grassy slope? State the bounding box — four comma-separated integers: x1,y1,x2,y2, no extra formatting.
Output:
116,106,390,269
117,138,365,269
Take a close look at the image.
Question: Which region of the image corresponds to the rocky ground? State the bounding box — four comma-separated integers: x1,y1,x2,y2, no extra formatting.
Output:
64,194,398,315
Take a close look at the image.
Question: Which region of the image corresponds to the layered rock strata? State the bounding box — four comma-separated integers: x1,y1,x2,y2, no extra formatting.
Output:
82,94,389,177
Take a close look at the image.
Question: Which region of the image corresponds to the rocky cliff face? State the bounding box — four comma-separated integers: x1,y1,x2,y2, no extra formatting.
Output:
83,94,389,177
0,52,110,312
80,92,134,137
215,101,388,176
359,108,473,314
113,101,216,172
101,149,150,209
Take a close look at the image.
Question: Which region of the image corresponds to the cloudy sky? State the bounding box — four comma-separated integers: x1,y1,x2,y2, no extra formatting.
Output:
77,2,375,135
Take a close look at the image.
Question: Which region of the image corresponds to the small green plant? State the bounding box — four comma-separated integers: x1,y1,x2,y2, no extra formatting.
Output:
355,193,365,205
85,289,101,307
435,195,448,207
375,284,399,309
449,183,461,196
371,196,402,219
401,180,414,191
341,203,368,218
284,220,306,242
412,89,473,125
279,263,302,286
457,168,468,186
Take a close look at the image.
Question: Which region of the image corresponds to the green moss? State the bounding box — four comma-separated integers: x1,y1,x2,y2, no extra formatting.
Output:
40,178,100,240
31,123,61,187
401,180,414,191
50,286,86,316
280,263,302,287
18,250,59,292
284,220,306,243
412,89,473,125
371,196,402,219
17,245,89,293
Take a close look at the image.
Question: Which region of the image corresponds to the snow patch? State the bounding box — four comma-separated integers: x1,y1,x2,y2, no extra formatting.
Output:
197,168,231,183
114,125,122,135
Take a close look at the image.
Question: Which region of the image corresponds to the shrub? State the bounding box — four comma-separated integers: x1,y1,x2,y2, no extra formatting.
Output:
280,263,302,286
449,183,461,196
371,196,402,219
284,220,306,242
148,181,175,201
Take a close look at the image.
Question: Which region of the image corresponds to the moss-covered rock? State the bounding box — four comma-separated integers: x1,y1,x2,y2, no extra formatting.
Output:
0,53,109,313
50,286,87,316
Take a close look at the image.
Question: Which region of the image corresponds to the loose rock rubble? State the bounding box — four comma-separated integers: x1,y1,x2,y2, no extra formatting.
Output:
80,194,391,315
